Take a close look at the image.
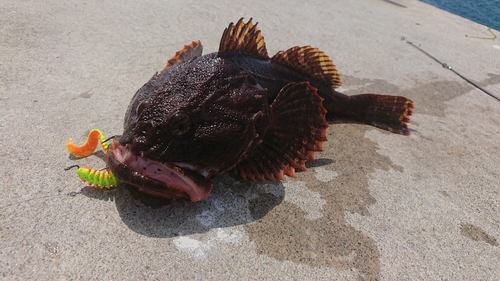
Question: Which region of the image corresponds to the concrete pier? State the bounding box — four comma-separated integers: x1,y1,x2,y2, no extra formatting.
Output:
2,0,499,280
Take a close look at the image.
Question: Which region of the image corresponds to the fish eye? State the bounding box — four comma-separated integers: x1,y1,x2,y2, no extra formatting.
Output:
168,112,194,139
247,77,257,85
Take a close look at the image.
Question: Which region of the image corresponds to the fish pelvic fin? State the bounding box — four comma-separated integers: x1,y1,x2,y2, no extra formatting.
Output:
218,18,269,59
271,46,342,89
233,82,328,181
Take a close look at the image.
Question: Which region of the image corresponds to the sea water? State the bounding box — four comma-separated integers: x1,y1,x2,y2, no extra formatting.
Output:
420,0,500,31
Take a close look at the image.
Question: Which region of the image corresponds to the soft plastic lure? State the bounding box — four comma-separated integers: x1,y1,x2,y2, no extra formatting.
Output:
65,129,119,189
66,129,109,156
64,165,119,189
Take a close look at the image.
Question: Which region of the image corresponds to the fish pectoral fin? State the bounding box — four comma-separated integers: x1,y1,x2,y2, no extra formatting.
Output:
218,18,269,59
232,82,329,181
271,46,342,89
163,40,203,71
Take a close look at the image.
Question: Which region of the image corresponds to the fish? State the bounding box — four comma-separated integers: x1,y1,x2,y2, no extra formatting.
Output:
105,18,414,202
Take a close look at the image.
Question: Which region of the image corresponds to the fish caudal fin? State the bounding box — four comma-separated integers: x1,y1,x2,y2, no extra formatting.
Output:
350,94,414,135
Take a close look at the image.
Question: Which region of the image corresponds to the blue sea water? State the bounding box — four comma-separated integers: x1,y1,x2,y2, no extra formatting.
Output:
420,0,500,31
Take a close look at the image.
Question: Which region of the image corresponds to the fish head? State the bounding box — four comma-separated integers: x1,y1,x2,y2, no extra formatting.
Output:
107,55,269,201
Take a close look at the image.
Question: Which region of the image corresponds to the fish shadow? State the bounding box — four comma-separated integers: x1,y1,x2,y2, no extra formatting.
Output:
67,150,285,237
80,173,285,237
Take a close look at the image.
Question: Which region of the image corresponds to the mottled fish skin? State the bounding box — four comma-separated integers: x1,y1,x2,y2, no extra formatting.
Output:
106,18,414,202
121,53,269,178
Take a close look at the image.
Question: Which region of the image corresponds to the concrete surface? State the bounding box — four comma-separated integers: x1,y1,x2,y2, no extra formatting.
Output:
1,0,499,280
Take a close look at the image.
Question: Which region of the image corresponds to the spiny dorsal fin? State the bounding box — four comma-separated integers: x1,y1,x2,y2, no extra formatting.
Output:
271,46,342,89
232,82,328,181
218,18,269,59
162,40,203,71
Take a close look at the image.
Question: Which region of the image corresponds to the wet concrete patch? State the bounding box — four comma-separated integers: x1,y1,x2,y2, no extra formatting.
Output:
479,73,500,87
244,123,400,281
460,223,498,246
242,74,492,280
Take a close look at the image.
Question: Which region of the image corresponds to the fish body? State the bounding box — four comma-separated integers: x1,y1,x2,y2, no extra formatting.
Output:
106,18,414,201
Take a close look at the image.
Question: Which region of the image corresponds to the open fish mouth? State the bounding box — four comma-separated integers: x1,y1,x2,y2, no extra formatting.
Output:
107,139,213,202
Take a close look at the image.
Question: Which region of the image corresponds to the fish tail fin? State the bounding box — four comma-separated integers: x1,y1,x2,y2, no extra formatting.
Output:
349,94,414,135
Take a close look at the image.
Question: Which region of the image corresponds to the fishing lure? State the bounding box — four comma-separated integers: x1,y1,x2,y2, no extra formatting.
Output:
66,129,109,156
65,129,120,189
64,165,119,189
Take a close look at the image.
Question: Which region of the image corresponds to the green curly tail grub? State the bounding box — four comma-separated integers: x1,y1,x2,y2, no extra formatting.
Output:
65,165,119,190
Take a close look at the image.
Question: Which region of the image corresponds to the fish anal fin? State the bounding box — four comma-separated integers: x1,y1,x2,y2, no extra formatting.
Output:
218,18,269,59
163,40,203,71
271,46,342,89
233,82,328,181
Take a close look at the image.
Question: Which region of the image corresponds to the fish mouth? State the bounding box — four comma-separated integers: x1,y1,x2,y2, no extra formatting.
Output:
107,139,213,202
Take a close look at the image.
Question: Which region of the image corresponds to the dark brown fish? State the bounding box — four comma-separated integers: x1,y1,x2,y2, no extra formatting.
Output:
106,18,414,202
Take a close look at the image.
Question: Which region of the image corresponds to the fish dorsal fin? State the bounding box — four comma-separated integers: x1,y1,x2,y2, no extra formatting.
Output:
271,46,342,89
162,40,203,71
218,18,269,59
232,82,328,181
